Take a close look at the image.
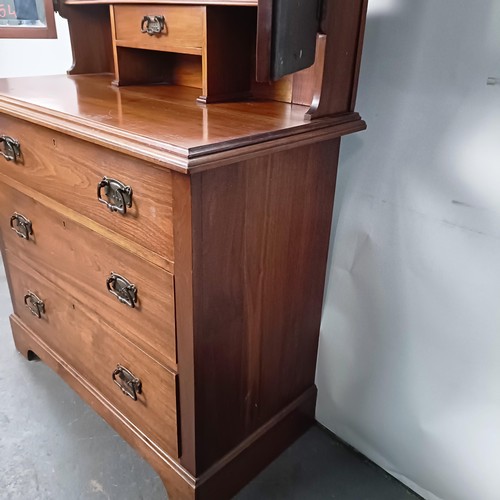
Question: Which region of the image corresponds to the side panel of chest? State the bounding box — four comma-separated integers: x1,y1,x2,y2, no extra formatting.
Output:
174,139,341,478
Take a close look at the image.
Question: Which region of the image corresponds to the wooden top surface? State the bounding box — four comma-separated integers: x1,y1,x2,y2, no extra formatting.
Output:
0,74,365,173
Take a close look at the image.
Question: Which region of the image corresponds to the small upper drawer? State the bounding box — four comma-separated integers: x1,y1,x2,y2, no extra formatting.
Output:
113,5,205,55
0,114,174,267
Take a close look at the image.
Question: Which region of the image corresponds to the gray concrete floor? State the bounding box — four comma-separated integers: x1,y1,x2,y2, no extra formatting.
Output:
0,260,420,500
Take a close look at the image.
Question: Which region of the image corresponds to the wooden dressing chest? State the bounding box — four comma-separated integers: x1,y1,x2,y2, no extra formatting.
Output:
0,1,368,497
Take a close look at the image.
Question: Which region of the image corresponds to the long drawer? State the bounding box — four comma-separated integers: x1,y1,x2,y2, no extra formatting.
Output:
6,250,179,458
0,113,173,263
0,183,176,368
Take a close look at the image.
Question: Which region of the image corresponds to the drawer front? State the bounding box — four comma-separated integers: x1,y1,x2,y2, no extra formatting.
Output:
6,250,179,458
0,183,176,368
113,5,205,54
0,114,173,264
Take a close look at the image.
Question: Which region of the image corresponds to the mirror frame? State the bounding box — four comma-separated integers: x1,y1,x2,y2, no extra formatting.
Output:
0,0,57,38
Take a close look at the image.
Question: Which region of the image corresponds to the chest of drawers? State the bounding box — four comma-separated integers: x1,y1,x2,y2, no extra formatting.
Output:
0,1,368,498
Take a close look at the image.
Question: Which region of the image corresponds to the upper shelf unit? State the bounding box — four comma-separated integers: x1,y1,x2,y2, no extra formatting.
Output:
56,0,368,120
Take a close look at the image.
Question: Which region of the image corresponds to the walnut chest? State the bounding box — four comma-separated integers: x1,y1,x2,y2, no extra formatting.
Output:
0,1,368,498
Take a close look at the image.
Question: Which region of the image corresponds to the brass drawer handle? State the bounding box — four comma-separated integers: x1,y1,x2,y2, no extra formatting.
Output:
10,212,33,240
112,365,142,401
24,291,45,319
106,272,138,308
0,135,21,162
140,15,166,36
97,177,133,215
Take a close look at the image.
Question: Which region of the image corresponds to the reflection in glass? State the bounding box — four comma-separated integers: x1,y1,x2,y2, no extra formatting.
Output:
0,0,47,27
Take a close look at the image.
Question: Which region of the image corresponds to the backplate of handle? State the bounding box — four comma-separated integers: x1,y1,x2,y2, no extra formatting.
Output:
97,177,133,215
106,272,138,308
10,212,33,240
112,365,142,400
24,291,45,319
140,15,166,36
0,135,21,162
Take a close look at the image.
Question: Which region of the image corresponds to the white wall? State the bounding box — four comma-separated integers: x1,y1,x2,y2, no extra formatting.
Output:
317,1,500,499
0,14,71,78
2,3,499,499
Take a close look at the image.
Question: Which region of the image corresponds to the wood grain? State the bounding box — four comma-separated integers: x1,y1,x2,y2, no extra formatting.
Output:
10,315,197,500
306,0,369,118
58,3,114,75
10,311,316,500
0,183,177,369
0,2,370,496
112,47,203,88
251,75,293,104
186,139,341,472
350,0,369,111
199,6,255,103
0,113,174,261
172,172,197,473
6,250,179,459
255,0,273,82
0,75,365,172
0,173,172,272
195,387,316,499
292,34,327,108
113,5,204,55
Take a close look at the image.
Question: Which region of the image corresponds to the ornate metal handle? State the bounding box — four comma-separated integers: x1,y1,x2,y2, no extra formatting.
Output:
10,212,33,240
112,365,142,401
140,15,166,36
24,291,45,319
0,135,21,162
106,272,138,308
97,177,133,215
